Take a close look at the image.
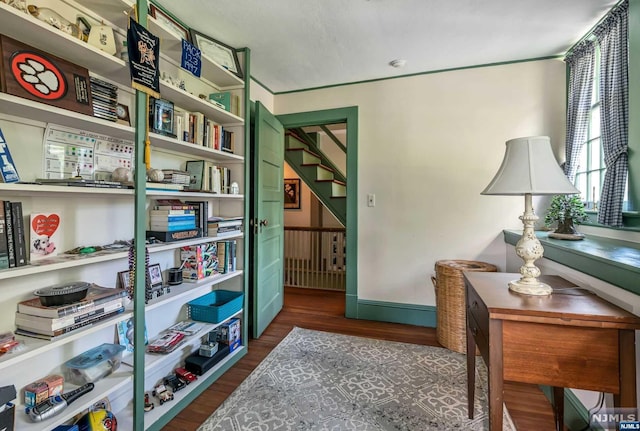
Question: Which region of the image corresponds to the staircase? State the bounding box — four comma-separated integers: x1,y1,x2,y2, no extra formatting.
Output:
285,130,346,226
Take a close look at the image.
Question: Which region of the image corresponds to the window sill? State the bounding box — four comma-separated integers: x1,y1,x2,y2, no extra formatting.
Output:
503,229,640,295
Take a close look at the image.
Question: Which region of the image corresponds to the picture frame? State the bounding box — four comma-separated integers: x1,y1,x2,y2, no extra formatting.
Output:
149,98,176,138
149,4,190,41
148,263,163,288
284,178,301,210
117,270,131,290
189,29,243,79
116,103,130,126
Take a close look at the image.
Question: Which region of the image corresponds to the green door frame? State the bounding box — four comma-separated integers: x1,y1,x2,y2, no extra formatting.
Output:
277,106,359,318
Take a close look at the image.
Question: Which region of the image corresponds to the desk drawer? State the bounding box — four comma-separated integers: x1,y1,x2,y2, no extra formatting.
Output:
467,310,489,360
467,284,489,339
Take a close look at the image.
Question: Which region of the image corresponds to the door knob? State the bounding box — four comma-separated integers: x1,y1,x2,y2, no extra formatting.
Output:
259,219,268,227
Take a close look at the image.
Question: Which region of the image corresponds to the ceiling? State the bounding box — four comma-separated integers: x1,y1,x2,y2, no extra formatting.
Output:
156,0,619,94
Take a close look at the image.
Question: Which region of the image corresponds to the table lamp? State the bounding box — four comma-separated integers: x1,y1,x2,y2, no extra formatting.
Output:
482,136,579,295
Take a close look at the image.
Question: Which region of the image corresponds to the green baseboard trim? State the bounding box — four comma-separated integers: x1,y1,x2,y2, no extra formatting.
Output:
540,386,600,431
345,293,358,319
354,299,436,327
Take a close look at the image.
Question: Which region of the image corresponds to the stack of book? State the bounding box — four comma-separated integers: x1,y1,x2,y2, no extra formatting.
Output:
90,77,118,122
207,216,242,238
15,285,128,340
147,200,201,242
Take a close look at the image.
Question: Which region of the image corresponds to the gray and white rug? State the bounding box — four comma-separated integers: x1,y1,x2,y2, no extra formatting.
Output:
198,327,515,430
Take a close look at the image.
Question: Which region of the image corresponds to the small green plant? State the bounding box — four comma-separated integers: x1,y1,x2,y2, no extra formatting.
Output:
544,194,588,234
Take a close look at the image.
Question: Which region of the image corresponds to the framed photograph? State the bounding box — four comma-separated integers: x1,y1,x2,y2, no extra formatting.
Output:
148,263,163,288
116,103,130,126
117,270,131,290
149,98,176,138
149,4,190,41
284,178,301,210
189,29,243,79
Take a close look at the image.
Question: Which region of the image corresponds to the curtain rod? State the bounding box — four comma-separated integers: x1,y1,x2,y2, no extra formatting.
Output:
566,0,627,55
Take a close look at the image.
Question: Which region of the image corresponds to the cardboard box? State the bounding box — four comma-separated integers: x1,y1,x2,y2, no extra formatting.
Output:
208,92,231,111
23,374,64,407
217,318,241,352
180,242,217,280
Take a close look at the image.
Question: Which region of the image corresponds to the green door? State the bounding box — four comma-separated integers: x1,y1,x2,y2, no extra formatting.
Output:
253,102,284,338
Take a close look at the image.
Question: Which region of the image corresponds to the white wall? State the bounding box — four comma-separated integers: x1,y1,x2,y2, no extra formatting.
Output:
275,59,567,306
250,79,275,112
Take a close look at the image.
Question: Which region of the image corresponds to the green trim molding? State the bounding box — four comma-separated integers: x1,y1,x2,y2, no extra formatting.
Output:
277,106,359,319
354,298,437,328
503,230,640,295
539,386,598,431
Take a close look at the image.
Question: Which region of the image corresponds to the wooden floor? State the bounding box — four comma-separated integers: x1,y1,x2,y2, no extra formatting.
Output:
164,287,560,430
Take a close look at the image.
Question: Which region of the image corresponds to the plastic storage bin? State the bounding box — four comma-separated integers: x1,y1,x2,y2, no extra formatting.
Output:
187,290,243,323
64,343,125,385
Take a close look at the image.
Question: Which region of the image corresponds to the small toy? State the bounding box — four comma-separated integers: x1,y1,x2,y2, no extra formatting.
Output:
175,367,197,384
144,393,154,412
152,384,173,405
163,374,186,393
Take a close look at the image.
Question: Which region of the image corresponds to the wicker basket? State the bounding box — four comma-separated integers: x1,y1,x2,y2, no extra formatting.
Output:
431,260,497,354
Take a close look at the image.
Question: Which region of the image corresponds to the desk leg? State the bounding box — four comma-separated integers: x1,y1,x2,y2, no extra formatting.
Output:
552,386,564,431
489,319,503,431
616,330,637,407
467,312,476,419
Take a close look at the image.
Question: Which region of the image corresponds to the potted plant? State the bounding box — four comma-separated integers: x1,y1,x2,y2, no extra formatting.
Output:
544,194,589,240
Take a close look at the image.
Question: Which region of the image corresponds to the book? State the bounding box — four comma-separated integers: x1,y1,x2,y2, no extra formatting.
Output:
10,202,26,266
3,201,15,268
154,199,194,210
0,202,8,269
146,228,201,242
17,285,128,318
149,214,196,223
149,209,195,216
185,200,208,237
116,317,148,353
216,240,228,274
14,307,125,338
145,182,184,191
0,128,19,183
15,298,125,332
149,221,197,231
29,212,61,261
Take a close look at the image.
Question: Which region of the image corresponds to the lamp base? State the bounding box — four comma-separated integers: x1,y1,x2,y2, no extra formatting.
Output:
508,279,553,296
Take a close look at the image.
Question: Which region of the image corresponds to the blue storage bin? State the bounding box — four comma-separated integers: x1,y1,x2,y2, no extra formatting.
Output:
187,290,243,323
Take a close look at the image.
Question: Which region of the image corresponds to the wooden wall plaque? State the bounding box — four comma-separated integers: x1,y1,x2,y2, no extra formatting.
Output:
0,35,93,116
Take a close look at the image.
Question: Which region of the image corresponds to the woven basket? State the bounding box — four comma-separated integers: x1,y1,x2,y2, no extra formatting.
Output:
431,260,497,354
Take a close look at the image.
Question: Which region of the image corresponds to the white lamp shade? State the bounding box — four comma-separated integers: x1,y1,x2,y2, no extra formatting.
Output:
482,136,579,196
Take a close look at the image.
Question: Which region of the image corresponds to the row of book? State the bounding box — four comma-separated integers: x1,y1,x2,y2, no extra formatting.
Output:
0,200,26,269
185,160,233,194
174,108,234,153
14,285,128,340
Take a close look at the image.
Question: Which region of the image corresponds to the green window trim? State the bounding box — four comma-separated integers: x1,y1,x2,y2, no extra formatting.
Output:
503,229,640,295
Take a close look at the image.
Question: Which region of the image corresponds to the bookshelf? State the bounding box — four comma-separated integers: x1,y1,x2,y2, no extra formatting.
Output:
0,1,248,429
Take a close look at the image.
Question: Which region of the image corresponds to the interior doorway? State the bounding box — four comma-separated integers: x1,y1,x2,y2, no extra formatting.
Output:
277,107,358,318
283,123,346,296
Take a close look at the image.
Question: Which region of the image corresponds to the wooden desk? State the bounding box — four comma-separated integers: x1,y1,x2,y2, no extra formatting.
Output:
464,272,640,431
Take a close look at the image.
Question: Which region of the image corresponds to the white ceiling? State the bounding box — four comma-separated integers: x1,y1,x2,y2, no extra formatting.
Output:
156,0,619,94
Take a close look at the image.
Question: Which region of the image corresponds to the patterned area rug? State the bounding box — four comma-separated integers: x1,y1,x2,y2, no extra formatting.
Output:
198,327,516,431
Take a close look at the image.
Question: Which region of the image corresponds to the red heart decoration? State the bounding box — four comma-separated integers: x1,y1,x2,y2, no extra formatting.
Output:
31,214,60,237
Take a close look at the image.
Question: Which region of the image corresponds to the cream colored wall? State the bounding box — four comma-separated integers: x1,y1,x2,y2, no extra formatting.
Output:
275,59,567,305
250,79,275,112
283,162,313,226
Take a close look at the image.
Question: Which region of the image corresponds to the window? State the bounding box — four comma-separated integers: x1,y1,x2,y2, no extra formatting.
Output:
573,48,631,216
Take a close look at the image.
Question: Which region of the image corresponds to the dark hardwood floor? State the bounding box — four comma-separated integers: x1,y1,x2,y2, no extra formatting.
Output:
164,287,560,430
